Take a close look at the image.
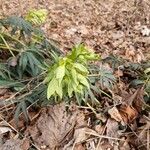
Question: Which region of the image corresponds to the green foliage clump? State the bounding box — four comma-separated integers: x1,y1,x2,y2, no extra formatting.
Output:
25,9,48,25
45,44,99,101
0,13,118,122
0,15,61,80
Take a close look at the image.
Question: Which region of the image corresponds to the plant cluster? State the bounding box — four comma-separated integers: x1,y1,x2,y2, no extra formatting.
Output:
1,11,138,121
45,44,99,101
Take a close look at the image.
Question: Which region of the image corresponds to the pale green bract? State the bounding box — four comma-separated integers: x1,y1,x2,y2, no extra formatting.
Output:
25,9,48,25
56,65,65,85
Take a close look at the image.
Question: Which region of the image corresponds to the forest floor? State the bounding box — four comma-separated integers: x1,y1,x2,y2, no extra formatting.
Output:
0,0,150,150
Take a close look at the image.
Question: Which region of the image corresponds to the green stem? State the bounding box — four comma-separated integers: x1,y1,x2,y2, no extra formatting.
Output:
0,34,15,57
0,45,20,52
88,73,100,77
1,32,26,47
144,76,150,88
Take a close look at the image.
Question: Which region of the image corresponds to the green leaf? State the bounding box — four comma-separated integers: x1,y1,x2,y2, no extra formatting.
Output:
91,65,116,89
21,101,29,122
144,68,150,74
75,93,82,105
0,63,11,79
0,79,24,88
77,84,84,94
55,81,63,99
130,79,144,86
56,65,65,85
45,43,98,103
78,74,89,89
88,89,99,104
71,68,78,85
1,16,33,35
47,78,57,99
19,52,28,71
67,79,74,97
26,52,35,75
74,63,88,74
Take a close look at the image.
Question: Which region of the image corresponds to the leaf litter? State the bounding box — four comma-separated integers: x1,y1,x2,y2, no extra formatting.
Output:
0,0,150,149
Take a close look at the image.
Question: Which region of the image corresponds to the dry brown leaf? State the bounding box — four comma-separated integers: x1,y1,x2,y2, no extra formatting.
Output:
0,89,8,96
74,127,92,144
74,144,85,150
132,88,144,113
125,49,135,62
96,113,107,123
115,69,123,77
111,31,124,40
96,142,113,150
119,105,138,123
20,139,30,150
108,107,123,122
121,88,144,112
0,139,29,150
95,125,105,135
106,119,119,144
120,140,131,150
27,102,86,149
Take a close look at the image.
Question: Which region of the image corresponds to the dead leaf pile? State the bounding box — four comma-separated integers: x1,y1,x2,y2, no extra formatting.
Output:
0,0,149,60
108,88,144,124
26,102,87,149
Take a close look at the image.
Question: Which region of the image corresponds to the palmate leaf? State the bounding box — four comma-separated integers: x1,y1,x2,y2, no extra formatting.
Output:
102,54,123,70
26,53,41,76
98,66,116,89
0,63,19,79
42,39,63,55
14,84,47,125
90,65,116,89
1,16,33,35
0,63,11,79
18,47,44,77
14,100,29,127
19,52,28,71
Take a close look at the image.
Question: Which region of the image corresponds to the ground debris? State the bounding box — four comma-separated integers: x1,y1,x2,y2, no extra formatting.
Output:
26,102,87,149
